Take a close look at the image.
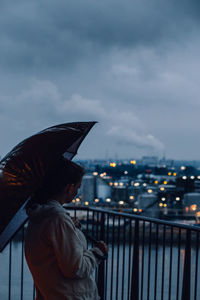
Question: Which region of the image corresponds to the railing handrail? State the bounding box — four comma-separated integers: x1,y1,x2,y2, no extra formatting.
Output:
65,205,200,231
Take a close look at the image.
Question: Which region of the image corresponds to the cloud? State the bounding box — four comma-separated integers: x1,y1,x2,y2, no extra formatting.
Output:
0,78,165,158
0,0,200,73
0,0,200,160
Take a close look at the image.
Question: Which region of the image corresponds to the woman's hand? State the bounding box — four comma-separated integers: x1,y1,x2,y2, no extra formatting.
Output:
95,241,108,255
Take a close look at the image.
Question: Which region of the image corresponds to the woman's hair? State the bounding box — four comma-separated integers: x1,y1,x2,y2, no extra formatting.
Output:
28,157,84,206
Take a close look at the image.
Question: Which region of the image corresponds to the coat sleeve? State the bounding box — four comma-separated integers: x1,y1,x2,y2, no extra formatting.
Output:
47,214,101,279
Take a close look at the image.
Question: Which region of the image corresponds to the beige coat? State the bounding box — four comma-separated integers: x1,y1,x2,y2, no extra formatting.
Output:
25,200,102,300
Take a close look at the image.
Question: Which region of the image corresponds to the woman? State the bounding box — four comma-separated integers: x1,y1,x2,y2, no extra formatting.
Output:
25,157,108,300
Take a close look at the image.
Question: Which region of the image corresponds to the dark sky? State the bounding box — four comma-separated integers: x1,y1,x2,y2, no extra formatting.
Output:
0,0,200,160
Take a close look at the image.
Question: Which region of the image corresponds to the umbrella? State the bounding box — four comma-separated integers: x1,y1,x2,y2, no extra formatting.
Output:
0,121,96,251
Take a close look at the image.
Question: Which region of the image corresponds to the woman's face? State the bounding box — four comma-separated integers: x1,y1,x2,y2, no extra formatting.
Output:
63,179,82,204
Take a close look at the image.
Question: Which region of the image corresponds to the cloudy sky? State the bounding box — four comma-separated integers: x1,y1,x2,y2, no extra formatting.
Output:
0,0,200,160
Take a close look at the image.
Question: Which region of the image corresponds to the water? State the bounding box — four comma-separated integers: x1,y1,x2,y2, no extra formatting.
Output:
0,238,199,300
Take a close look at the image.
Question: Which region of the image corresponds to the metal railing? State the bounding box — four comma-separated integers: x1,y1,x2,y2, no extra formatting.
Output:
0,207,200,300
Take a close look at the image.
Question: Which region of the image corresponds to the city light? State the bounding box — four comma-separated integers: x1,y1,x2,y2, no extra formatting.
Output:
68,157,200,219
196,211,200,217
190,204,197,211
110,162,116,167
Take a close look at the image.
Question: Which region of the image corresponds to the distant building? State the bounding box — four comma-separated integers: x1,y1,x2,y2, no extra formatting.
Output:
194,180,200,193
112,186,128,203
81,174,112,203
81,174,96,202
137,193,157,210
183,193,200,207
96,177,111,201
141,156,158,166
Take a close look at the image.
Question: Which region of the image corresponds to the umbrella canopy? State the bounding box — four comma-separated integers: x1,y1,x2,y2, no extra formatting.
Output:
0,121,96,251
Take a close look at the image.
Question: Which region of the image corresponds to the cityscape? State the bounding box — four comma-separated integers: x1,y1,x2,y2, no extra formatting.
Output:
72,156,200,225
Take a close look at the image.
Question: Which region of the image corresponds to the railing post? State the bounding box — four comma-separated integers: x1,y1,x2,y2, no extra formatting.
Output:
181,229,191,300
98,212,105,300
130,219,139,300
